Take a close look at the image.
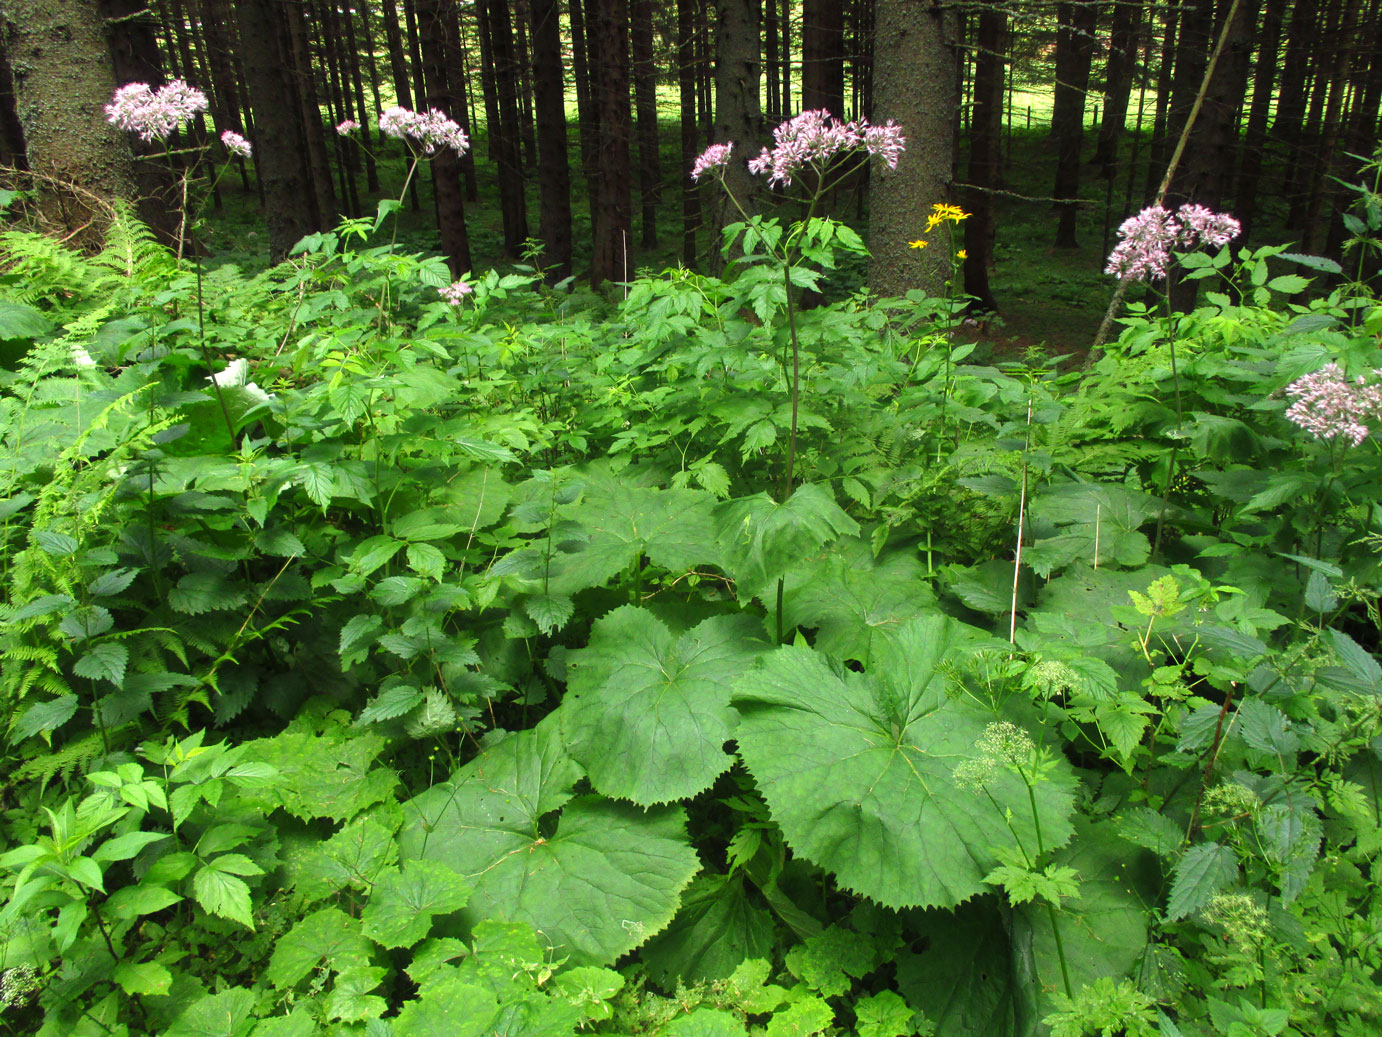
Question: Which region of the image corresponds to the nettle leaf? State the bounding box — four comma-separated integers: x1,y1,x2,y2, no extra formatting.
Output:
268,906,373,990
88,566,140,597
525,593,575,635
357,685,425,726
362,860,473,948
170,572,246,615
72,641,128,687
398,720,699,963
1166,841,1239,921
641,874,776,986
733,614,1076,909
562,607,769,805
717,483,859,597
13,694,79,741
783,540,938,663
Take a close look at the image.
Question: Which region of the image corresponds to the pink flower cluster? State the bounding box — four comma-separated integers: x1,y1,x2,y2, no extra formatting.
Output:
1284,362,1382,446
1105,202,1242,281
220,130,252,159
378,106,469,156
336,119,361,136
691,142,733,182
691,110,906,188
438,279,473,305
105,79,209,142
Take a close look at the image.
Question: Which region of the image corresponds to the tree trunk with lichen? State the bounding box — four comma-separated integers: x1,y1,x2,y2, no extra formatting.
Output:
0,0,141,244
868,0,956,299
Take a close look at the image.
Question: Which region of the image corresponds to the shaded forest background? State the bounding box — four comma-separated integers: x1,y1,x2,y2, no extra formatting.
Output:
0,0,1378,327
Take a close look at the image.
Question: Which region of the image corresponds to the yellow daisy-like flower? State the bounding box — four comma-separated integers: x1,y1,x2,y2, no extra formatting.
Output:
927,202,971,228
908,239,929,249
957,249,968,259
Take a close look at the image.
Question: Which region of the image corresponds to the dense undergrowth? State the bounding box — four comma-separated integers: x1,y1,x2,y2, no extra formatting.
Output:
0,169,1380,1037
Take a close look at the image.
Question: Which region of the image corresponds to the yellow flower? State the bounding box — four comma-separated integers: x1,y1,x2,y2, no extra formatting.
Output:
957,249,968,259
908,239,929,249
928,202,971,226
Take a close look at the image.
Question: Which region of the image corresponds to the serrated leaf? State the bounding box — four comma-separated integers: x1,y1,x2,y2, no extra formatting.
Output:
357,686,425,726
1325,628,1381,692
170,572,245,615
764,994,833,1037
525,593,575,635
339,614,383,660
88,567,140,597
665,1008,749,1037
732,614,1076,909
855,990,917,1037
392,976,498,1036
896,901,1013,1035
784,925,876,996
113,960,173,996
292,816,398,903
399,719,699,964
193,860,255,929
58,604,113,640
13,694,78,741
1166,842,1238,920
642,874,775,986
362,860,473,948
403,687,457,739
717,483,859,597
563,607,768,805
165,987,256,1037
405,541,446,580
1266,274,1311,293
73,642,128,686
246,727,398,823
268,906,373,990
33,529,78,556
1113,807,1184,857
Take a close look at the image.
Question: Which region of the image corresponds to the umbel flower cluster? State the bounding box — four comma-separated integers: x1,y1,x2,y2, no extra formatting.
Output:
377,106,470,156
1284,362,1382,446
105,79,208,142
1105,202,1241,282
692,109,906,187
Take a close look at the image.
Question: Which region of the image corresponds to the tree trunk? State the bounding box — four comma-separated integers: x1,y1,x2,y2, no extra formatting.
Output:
964,4,1003,312
588,0,632,286
678,0,700,264
780,0,791,114
340,0,380,193
868,0,956,298
632,0,660,248
568,0,599,221
236,0,318,258
441,2,478,200
316,0,360,217
282,0,336,227
765,0,778,118
0,0,142,244
379,0,413,110
1232,0,1285,240
416,0,472,274
480,0,529,255
0,36,27,170
529,0,572,277
1094,0,1142,175
1051,1,1098,248
1144,0,1178,200
513,0,538,172
710,0,760,268
1301,0,1360,252
199,0,252,191
802,0,844,117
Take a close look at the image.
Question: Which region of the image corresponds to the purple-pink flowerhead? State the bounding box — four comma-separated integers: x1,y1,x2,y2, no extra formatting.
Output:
1105,202,1242,282
691,142,733,182
438,279,473,305
105,79,209,142
1284,362,1382,447
220,130,252,159
378,106,469,156
336,119,361,135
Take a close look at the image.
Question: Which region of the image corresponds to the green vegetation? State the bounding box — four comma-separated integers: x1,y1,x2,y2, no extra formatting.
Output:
0,142,1379,1037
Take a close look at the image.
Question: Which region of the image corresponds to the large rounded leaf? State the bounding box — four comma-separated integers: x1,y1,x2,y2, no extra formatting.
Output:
398,720,699,964
562,607,768,805
732,614,1075,910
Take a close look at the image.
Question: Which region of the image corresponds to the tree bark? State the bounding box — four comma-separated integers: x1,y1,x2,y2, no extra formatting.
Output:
283,0,336,227
236,0,318,258
964,4,1003,312
710,0,761,268
379,0,413,110
481,0,529,255
802,0,844,117
632,0,661,247
441,2,478,200
1232,0,1285,240
868,0,956,298
1094,0,1143,175
1144,0,1178,199
1051,0,1098,248
529,0,572,277
588,0,632,286
0,35,27,171
678,0,701,263
416,0,471,274
0,0,143,244
340,0,380,193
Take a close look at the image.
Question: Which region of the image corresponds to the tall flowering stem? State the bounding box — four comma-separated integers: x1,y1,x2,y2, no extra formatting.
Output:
1102,202,1241,557
693,111,905,644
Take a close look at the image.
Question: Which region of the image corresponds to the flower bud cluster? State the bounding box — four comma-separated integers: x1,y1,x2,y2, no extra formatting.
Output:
1104,203,1241,282
1284,362,1382,446
105,79,209,142
692,110,906,188
378,106,470,156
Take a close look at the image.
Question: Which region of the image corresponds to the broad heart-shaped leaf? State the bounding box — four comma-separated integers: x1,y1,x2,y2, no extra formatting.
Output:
398,720,700,964
362,860,473,948
392,975,499,1037
641,874,776,987
782,539,938,664
1025,482,1158,577
164,987,257,1037
732,614,1076,910
1012,818,1158,1025
547,466,720,595
717,483,860,599
562,607,769,805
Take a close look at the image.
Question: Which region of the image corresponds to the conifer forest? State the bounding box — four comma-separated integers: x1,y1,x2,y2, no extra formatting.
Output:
0,0,1380,1033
